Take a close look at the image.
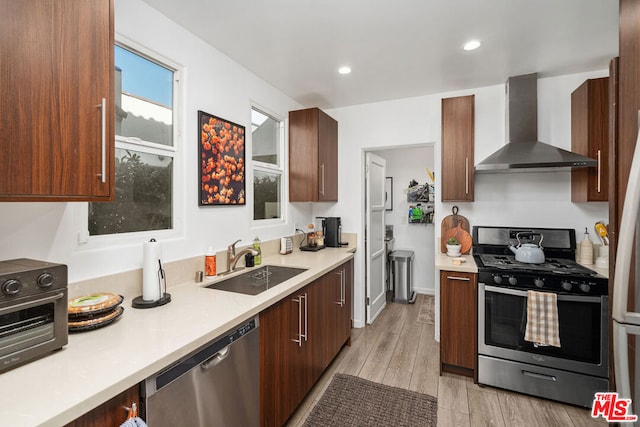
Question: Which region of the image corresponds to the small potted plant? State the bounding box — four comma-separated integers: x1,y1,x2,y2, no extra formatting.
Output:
446,237,461,256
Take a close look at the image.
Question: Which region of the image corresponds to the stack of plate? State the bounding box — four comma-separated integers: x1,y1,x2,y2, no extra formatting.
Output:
68,293,124,333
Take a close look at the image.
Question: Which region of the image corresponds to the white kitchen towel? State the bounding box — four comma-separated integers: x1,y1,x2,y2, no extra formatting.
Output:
524,290,560,347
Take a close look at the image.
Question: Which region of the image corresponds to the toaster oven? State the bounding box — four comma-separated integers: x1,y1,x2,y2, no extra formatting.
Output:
0,259,68,373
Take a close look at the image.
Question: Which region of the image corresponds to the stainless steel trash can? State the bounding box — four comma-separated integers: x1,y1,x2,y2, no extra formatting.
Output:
389,250,416,304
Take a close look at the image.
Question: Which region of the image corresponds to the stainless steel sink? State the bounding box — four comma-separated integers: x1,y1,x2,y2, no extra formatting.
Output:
206,265,307,295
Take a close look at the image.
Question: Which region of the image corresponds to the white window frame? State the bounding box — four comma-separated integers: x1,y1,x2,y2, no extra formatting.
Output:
251,104,285,227
75,35,184,249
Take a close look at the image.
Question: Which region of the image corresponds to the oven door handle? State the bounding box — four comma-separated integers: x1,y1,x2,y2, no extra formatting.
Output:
483,285,604,303
0,292,65,315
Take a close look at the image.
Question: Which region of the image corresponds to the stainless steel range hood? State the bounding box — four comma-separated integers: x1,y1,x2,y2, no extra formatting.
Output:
475,73,597,173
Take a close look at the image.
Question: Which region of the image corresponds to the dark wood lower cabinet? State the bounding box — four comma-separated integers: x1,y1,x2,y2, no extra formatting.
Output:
65,384,140,427
440,270,477,379
260,259,353,427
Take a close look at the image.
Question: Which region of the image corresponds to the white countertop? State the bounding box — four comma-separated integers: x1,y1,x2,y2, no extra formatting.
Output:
435,252,478,273
579,261,609,279
0,246,356,427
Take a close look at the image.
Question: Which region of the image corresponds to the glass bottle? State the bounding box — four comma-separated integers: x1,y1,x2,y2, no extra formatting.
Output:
253,237,262,265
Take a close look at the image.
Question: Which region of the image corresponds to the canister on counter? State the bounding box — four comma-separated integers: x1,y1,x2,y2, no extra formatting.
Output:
205,247,216,277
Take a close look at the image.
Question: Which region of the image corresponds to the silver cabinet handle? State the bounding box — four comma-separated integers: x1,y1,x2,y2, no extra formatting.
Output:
596,149,601,193
446,275,470,282
340,269,347,307
334,270,344,306
320,164,325,196
97,98,106,183
292,295,303,347
465,157,469,195
302,292,308,342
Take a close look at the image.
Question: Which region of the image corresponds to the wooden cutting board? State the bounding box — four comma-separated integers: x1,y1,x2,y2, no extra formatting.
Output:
441,206,471,253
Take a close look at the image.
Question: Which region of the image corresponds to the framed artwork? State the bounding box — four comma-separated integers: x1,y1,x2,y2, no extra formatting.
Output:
385,177,393,211
198,110,246,205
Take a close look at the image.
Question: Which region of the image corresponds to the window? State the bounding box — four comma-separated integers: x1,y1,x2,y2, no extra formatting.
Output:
89,44,177,236
252,107,283,221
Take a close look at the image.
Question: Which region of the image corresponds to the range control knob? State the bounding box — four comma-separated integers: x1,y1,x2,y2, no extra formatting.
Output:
37,273,55,288
2,279,22,295
508,276,518,285
561,281,573,292
579,283,591,293
493,275,503,284
534,278,544,288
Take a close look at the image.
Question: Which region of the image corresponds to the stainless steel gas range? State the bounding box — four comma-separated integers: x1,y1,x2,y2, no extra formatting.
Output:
473,226,609,408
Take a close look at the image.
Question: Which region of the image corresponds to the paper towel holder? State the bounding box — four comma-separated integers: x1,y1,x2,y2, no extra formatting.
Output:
133,243,172,309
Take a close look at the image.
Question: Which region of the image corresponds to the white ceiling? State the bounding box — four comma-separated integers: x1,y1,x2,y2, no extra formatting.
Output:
141,0,619,109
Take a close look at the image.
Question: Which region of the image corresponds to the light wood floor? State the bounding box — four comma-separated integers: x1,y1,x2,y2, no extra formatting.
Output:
285,294,606,426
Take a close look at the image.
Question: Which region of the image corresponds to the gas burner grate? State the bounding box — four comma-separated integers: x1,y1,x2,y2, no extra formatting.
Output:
477,254,598,276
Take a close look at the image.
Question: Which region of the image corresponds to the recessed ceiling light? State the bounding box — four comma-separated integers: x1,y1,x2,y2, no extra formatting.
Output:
338,66,352,75
463,40,481,51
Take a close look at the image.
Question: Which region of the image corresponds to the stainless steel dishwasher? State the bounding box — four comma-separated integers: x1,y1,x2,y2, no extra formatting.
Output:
142,316,259,427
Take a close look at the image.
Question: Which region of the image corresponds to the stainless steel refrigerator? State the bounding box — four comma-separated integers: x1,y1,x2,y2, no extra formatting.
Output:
613,124,640,424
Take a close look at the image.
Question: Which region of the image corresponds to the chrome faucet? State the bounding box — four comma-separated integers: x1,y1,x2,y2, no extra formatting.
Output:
225,239,258,273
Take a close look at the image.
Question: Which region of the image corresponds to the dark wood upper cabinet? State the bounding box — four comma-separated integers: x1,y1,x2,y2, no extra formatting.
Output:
441,95,475,202
0,0,114,201
289,108,338,202
571,77,609,202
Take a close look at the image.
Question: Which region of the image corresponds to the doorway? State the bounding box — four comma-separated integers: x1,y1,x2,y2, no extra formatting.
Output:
364,144,436,324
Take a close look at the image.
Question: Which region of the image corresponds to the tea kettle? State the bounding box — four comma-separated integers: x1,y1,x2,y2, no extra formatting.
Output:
508,232,545,264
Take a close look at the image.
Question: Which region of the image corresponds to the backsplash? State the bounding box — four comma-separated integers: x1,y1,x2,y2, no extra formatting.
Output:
68,233,356,299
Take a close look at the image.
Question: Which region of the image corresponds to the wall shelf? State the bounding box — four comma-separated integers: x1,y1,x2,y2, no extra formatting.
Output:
407,183,435,223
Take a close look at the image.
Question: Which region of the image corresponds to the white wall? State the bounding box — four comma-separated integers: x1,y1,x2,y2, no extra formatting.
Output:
317,70,609,328
372,145,436,294
0,0,308,283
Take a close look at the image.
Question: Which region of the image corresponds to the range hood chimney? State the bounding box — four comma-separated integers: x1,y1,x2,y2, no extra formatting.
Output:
475,73,597,173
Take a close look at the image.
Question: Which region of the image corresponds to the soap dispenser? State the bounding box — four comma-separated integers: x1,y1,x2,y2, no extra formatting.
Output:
253,237,262,265
580,227,593,265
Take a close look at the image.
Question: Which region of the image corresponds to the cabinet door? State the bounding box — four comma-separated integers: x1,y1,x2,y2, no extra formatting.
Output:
260,291,310,427
289,108,320,202
440,270,477,378
318,109,338,201
323,265,345,364
65,384,139,427
441,95,474,201
0,0,114,201
307,277,333,381
340,259,353,347
288,108,338,202
571,77,609,202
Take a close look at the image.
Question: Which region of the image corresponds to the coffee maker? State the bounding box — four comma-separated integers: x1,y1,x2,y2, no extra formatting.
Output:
319,217,345,247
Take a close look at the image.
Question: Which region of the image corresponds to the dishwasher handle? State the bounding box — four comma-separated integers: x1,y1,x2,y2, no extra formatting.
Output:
201,345,231,370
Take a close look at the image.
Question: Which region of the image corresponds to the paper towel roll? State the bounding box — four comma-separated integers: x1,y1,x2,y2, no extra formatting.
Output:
142,239,162,301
